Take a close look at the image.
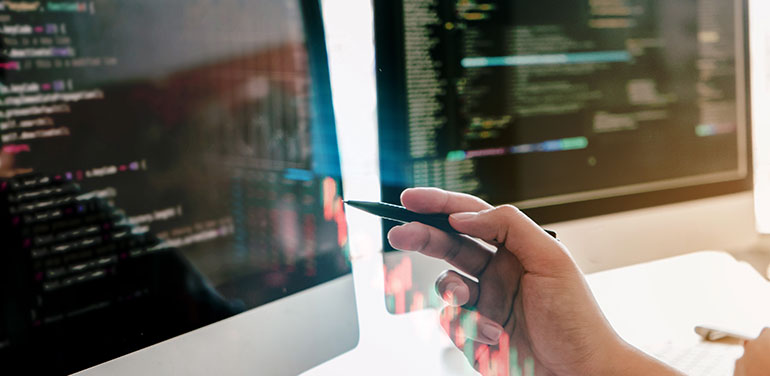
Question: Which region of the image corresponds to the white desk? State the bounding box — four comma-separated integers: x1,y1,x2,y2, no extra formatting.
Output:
589,251,770,350
307,251,770,375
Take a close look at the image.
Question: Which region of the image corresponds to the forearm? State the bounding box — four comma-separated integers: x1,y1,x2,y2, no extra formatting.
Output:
605,341,683,376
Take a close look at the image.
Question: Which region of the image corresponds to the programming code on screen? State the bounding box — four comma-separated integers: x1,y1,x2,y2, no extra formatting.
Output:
0,0,349,373
376,0,748,210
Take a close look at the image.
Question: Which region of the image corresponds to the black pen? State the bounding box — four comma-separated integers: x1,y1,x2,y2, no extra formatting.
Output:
344,200,557,239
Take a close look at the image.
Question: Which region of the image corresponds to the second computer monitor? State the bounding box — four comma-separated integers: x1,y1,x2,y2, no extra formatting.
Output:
375,0,751,226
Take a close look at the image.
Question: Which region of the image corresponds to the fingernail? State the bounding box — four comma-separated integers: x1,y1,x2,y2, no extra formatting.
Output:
481,323,502,342
450,212,477,221
444,282,460,301
386,225,401,240
386,225,411,250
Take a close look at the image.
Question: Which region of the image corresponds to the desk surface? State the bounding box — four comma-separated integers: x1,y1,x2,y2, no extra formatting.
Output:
588,251,770,348
307,251,770,375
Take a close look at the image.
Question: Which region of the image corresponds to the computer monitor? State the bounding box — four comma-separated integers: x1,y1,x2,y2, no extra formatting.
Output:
0,0,358,374
374,0,752,311
375,0,751,236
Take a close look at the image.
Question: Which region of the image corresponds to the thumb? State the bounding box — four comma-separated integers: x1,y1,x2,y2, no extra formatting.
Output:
449,205,573,273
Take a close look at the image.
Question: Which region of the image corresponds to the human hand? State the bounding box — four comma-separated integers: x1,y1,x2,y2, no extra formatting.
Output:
734,328,770,376
387,188,679,375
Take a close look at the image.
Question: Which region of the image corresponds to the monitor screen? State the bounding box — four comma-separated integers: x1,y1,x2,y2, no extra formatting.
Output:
375,0,751,228
0,0,350,373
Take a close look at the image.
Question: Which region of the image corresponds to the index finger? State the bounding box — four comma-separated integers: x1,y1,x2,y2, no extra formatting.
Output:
449,206,571,273
401,188,493,214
